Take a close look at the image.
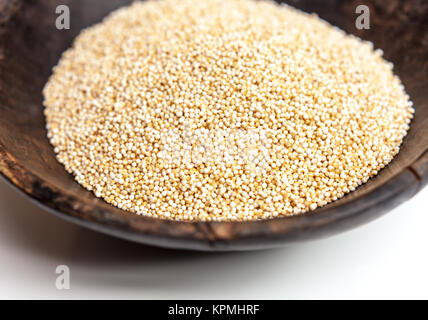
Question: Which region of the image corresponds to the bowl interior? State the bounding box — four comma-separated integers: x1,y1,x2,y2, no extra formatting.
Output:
0,0,427,250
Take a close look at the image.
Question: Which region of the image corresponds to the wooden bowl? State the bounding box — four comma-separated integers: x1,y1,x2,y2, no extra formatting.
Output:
0,0,427,251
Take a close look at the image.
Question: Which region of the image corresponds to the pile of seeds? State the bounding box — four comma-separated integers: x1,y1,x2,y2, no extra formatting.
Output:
43,0,414,221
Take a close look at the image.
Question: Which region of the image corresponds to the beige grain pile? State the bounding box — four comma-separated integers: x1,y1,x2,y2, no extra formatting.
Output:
43,0,414,221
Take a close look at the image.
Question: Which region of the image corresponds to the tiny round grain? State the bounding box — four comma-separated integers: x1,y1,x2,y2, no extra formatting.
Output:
43,0,414,221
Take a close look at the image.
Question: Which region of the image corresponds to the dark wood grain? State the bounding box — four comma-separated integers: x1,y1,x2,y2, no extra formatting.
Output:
0,0,427,251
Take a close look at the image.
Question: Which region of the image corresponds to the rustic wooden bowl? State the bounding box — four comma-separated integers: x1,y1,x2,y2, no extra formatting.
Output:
0,0,427,251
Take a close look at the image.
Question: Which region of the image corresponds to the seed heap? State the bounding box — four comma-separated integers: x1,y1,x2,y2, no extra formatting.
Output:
43,0,414,221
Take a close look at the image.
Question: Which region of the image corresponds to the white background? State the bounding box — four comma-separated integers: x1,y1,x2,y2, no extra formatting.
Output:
0,177,427,300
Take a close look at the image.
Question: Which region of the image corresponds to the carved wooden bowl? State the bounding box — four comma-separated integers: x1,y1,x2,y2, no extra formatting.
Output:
0,0,427,251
